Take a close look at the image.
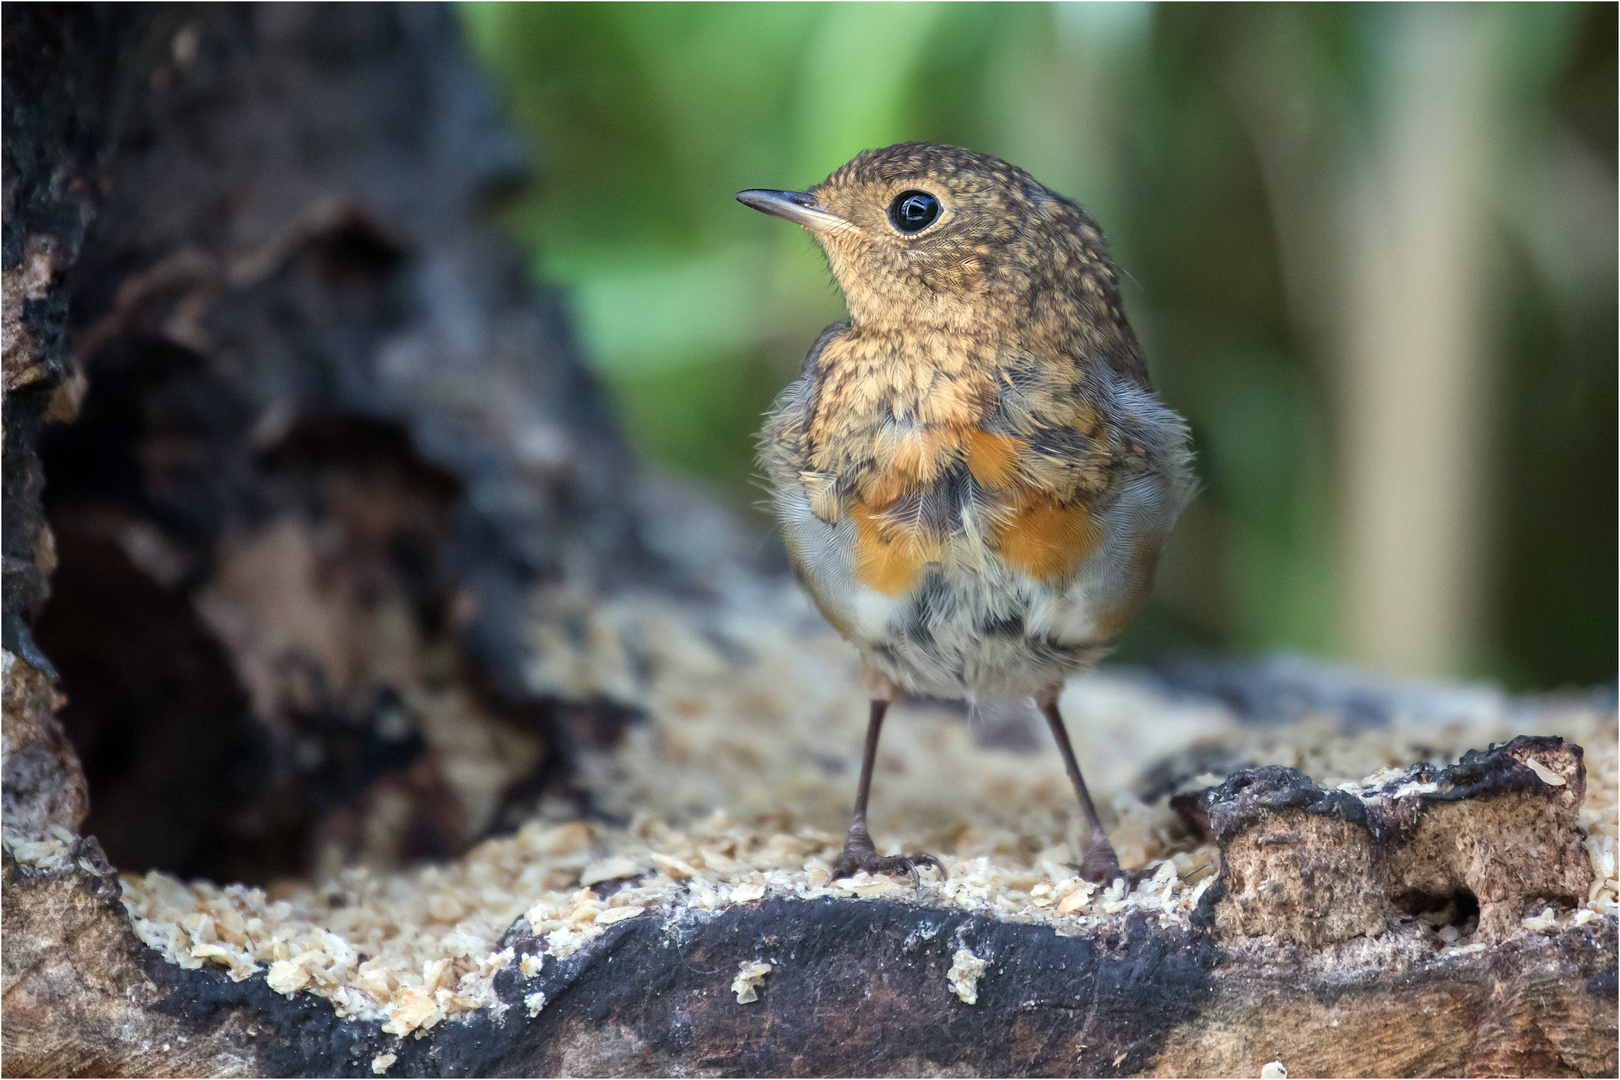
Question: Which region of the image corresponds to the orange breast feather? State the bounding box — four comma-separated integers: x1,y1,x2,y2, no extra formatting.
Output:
990,489,1101,582
847,424,965,595
962,429,1024,489
850,500,939,595
841,420,1104,594
967,429,1100,583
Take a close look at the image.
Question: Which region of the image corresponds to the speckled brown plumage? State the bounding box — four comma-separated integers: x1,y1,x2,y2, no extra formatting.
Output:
741,142,1195,884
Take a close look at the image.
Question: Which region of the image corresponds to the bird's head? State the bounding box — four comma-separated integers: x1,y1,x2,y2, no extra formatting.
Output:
738,142,1134,361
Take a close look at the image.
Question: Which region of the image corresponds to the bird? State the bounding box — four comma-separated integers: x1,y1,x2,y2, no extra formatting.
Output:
738,143,1194,885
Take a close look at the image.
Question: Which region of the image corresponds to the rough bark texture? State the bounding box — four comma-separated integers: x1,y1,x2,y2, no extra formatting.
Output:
3,740,1613,1078
1201,736,1594,945
8,3,662,888
2,5,1614,1078
2,4,140,851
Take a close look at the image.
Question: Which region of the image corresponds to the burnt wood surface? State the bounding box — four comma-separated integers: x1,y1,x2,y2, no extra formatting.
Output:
5,2,664,888
4,737,1613,1077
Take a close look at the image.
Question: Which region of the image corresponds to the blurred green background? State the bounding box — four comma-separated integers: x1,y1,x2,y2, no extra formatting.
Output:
461,2,1616,691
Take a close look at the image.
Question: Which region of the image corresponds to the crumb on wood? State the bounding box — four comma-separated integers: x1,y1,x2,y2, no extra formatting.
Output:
731,961,772,1004
99,609,1614,1034
947,948,987,1005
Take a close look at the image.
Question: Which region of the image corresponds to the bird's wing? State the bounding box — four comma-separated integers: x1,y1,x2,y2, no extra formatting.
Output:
758,321,848,512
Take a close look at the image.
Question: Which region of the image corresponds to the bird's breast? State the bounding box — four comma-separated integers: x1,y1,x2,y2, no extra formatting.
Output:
764,328,1192,698
774,461,1169,700
800,359,1111,601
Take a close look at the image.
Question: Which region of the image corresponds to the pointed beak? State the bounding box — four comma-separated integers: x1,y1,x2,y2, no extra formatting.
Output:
735,189,852,232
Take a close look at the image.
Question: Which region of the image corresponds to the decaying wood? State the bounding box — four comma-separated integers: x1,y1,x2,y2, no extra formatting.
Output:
2,5,1614,1078
3,738,1613,1077
6,2,657,888
1203,736,1594,946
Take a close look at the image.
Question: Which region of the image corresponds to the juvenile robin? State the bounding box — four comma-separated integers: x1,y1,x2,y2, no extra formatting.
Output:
738,143,1194,885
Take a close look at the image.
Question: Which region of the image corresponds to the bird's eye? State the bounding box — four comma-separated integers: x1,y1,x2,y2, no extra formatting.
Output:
888,190,940,234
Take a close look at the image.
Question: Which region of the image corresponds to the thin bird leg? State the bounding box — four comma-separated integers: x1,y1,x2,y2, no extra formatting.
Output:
1037,688,1123,884
846,697,887,843
829,682,946,887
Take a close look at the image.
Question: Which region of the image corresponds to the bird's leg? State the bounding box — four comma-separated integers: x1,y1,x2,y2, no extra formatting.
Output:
830,672,945,888
1037,686,1123,885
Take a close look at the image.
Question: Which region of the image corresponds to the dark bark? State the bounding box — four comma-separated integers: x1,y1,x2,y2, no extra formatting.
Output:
7,3,662,885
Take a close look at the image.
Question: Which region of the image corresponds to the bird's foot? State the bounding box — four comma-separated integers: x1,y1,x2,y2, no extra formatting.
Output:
1069,838,1146,890
831,829,946,889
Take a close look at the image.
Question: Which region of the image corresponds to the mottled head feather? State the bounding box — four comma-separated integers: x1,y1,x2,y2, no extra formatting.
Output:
805,142,1143,382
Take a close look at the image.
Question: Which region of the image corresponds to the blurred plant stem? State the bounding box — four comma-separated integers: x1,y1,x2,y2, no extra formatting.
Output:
1337,6,1497,678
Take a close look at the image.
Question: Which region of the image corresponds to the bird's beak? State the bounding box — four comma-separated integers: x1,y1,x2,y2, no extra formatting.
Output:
735,189,853,233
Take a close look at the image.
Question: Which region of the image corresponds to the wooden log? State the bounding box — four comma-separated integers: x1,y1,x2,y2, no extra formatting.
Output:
3,737,1614,1077
3,1,650,889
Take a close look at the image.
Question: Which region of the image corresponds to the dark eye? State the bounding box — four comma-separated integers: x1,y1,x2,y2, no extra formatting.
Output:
888,190,940,233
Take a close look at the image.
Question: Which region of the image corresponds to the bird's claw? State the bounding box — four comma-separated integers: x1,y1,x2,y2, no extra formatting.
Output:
831,831,946,889
1075,840,1121,884
1066,841,1150,891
